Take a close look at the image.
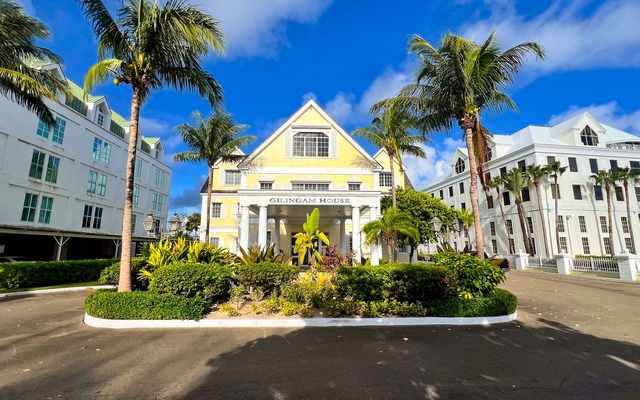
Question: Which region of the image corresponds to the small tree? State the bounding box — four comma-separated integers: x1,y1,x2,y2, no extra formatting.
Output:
614,167,639,254
293,208,329,269
590,169,617,256
186,213,201,237
526,164,551,257
362,207,419,263
458,208,474,249
502,168,532,255
547,161,567,254
486,175,512,248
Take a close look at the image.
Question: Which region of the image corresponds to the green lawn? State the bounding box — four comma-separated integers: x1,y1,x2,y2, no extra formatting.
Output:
0,281,104,294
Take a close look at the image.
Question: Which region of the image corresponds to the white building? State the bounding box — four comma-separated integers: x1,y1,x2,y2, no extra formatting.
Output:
423,112,640,257
0,62,171,260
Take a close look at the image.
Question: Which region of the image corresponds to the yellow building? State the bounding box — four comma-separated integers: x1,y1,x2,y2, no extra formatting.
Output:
198,100,411,265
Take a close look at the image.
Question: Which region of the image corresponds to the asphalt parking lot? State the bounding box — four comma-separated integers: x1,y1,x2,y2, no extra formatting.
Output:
1,271,639,399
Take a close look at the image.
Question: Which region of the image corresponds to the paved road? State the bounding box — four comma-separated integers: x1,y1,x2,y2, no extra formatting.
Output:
1,272,640,399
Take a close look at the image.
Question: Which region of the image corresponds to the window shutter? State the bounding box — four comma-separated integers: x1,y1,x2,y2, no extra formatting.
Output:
220,204,227,219
362,184,370,190
330,130,337,158
284,130,291,158
218,170,225,186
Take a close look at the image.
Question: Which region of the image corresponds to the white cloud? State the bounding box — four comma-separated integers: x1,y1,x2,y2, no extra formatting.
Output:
403,137,466,190
548,101,640,135
170,174,208,212
301,92,317,105
325,92,356,126
457,0,640,77
139,116,171,136
200,0,333,58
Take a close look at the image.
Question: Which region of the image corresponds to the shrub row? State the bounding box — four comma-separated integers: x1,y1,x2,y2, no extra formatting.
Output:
431,253,506,296
85,290,207,320
0,258,119,289
99,257,149,290
149,262,233,303
233,262,300,294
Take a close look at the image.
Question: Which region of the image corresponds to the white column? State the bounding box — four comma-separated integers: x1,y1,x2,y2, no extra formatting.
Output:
258,205,268,249
352,206,361,261
514,251,529,270
273,218,281,253
240,205,250,251
616,252,640,281
369,206,379,266
555,251,573,275
566,215,576,255
339,218,346,254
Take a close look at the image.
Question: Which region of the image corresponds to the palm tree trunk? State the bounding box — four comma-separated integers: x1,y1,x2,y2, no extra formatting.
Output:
606,186,615,256
204,165,213,245
516,199,532,255
463,127,484,259
623,181,636,254
534,182,551,257
118,87,142,292
496,187,511,249
554,176,560,254
387,240,394,263
389,152,396,208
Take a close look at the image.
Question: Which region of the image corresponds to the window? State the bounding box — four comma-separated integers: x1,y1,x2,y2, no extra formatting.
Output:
21,193,38,222
52,118,66,144
211,202,221,218
491,239,498,254
97,174,107,196
530,238,537,256
38,196,53,224
636,187,640,202
527,217,534,233
92,138,102,160
559,237,568,252
101,143,111,164
546,156,555,165
581,237,591,254
558,216,565,233
152,193,163,212
600,216,608,233
490,222,496,236
499,167,507,177
260,182,273,190
487,147,493,161
630,161,640,171
594,186,603,201
517,160,526,172
133,186,140,205
603,238,611,255
135,159,142,179
487,195,494,209
379,172,392,187
82,205,93,228
397,244,408,253
45,156,59,183
551,184,560,199
439,190,443,199
87,170,98,193
36,119,50,138
292,183,329,191
578,216,586,233
155,169,166,188
625,238,633,252
508,239,515,254
210,237,220,247
580,126,598,146
132,214,137,233
572,185,582,200
459,182,464,194
292,132,329,157
266,231,272,246
621,216,629,233
506,219,513,235
29,150,45,179
93,207,103,229
615,186,624,201
348,183,361,191
503,192,511,205
589,158,598,174
461,202,466,210
97,113,104,126
610,160,618,171
225,170,241,186
155,149,160,160
455,158,466,174
448,186,454,197
568,157,578,172
522,187,530,202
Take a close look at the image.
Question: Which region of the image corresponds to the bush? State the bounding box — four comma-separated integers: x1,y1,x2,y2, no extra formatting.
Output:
426,289,517,317
149,262,233,303
335,263,458,303
417,253,430,261
0,258,119,289
233,262,300,295
84,290,207,320
431,253,505,297
99,257,149,290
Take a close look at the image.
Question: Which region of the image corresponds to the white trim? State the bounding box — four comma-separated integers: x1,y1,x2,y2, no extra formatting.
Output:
84,311,517,329
0,285,115,298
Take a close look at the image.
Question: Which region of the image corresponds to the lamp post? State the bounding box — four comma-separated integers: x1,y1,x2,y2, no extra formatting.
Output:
142,214,157,237
429,216,443,253
168,213,182,234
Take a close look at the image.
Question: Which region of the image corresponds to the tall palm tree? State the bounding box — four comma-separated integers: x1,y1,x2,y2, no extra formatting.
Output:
79,0,225,292
590,169,617,256
362,207,419,263
174,110,254,244
487,175,512,248
615,167,639,254
0,0,68,125
352,105,426,207
502,168,532,255
547,161,567,254
372,32,545,259
526,164,551,257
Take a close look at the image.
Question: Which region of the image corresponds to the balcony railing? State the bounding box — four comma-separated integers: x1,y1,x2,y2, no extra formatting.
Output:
607,143,640,151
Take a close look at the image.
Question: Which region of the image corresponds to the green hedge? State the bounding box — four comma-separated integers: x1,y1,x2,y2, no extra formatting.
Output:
149,262,233,302
431,253,505,296
99,257,149,290
0,258,118,289
233,262,300,294
335,263,458,303
85,290,206,320
426,289,517,317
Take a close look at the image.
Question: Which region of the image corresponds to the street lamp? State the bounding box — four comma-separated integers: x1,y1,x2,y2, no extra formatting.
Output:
142,213,156,237
168,213,182,233
429,216,443,233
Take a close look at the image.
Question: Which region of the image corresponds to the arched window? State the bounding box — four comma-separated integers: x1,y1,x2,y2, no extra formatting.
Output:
292,132,329,157
580,126,599,146
455,157,466,174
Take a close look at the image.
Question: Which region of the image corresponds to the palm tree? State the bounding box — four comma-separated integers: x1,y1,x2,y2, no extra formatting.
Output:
79,0,225,292
590,169,617,256
0,0,68,125
487,175,511,248
458,208,474,249
362,207,419,263
502,168,532,255
526,164,551,257
547,161,567,254
352,105,426,207
615,167,639,254
372,32,545,259
174,110,254,245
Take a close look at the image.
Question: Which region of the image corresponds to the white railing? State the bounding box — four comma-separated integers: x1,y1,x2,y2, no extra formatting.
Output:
571,256,619,273
529,257,557,268
607,143,640,151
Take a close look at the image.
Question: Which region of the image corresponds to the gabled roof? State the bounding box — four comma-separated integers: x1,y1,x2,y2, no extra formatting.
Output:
143,137,162,145
601,123,640,143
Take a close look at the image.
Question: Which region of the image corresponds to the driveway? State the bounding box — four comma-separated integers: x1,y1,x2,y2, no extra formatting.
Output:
1,272,639,399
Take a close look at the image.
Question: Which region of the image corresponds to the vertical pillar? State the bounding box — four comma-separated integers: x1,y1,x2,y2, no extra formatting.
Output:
258,205,268,249
555,251,573,275
273,218,281,253
616,252,640,281
240,205,250,251
352,206,361,261
369,206,379,266
566,216,576,256
514,251,529,270
339,218,346,254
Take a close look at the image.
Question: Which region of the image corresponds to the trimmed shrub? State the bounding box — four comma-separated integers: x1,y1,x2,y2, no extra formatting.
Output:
431,253,505,297
99,257,149,290
0,258,118,289
233,262,300,295
149,262,233,303
426,288,517,317
85,290,206,320
335,263,458,303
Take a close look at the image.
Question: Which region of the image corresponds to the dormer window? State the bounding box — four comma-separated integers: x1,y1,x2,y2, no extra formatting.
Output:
455,158,466,174
97,112,104,126
292,132,329,157
580,126,599,146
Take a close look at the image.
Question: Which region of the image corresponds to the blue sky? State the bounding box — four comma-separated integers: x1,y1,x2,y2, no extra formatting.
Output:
19,0,640,216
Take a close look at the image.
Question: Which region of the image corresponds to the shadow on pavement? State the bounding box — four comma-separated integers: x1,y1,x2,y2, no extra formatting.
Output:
0,293,34,303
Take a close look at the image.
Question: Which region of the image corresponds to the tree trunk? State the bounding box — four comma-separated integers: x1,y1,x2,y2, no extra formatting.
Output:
534,181,551,257
606,185,615,256
496,187,511,250
389,152,397,258
554,176,560,254
118,87,141,292
204,166,213,245
387,240,394,263
623,180,636,254
516,199,532,255
463,127,484,259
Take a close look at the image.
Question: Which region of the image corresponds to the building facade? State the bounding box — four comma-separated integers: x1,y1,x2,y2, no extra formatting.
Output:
199,100,411,265
424,112,640,258
0,62,171,260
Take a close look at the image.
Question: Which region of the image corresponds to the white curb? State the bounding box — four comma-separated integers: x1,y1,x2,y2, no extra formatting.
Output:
84,311,517,329
0,285,115,298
